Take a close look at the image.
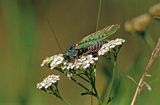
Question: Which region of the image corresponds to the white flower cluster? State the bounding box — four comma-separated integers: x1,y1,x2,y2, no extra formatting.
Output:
41,54,64,69
62,55,98,70
98,38,125,56
37,74,60,89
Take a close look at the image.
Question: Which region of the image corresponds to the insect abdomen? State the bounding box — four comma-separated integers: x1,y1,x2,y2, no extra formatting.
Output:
87,40,107,53
76,40,107,57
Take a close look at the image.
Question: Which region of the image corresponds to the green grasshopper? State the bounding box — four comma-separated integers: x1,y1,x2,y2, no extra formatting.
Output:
64,24,120,61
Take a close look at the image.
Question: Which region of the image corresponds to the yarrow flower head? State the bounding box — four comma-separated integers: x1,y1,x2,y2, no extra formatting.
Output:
62,55,98,70
81,55,98,69
37,74,60,90
41,54,64,69
98,38,125,56
41,56,55,67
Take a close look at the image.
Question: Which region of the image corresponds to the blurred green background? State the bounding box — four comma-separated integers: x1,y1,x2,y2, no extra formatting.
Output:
0,0,160,105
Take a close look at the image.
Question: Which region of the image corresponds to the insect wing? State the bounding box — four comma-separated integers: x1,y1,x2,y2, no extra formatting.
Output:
77,24,120,49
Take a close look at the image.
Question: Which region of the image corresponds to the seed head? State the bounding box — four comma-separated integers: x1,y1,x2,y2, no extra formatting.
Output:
133,14,151,32
149,3,160,17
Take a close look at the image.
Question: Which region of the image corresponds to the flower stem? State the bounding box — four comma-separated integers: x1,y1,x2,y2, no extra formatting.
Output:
52,87,71,105
71,77,89,91
103,60,116,105
93,78,102,105
88,67,102,104
71,77,96,96
144,33,155,49
77,74,90,83
57,68,95,96
60,96,71,105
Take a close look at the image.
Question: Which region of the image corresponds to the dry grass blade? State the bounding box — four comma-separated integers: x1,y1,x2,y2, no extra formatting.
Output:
131,38,160,105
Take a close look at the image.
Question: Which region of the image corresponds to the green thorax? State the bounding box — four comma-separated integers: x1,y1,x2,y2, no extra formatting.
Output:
76,24,120,49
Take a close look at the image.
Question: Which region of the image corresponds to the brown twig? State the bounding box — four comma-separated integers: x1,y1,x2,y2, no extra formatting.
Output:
131,38,160,105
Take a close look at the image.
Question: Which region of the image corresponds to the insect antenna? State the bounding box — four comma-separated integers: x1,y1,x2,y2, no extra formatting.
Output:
96,0,102,31
47,18,64,53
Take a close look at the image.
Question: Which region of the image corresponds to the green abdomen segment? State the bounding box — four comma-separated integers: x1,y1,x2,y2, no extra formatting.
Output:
77,24,120,49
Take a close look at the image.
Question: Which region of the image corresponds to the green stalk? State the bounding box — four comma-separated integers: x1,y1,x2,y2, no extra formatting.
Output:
133,32,155,49
54,86,71,105
77,74,90,83
55,93,70,105
57,68,93,95
70,77,91,93
144,33,155,49
92,73,102,105
59,96,71,105
87,67,102,105
103,60,116,105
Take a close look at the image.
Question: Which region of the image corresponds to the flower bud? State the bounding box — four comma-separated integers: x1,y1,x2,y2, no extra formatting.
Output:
125,14,151,33
133,14,151,32
124,20,134,33
149,3,160,17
